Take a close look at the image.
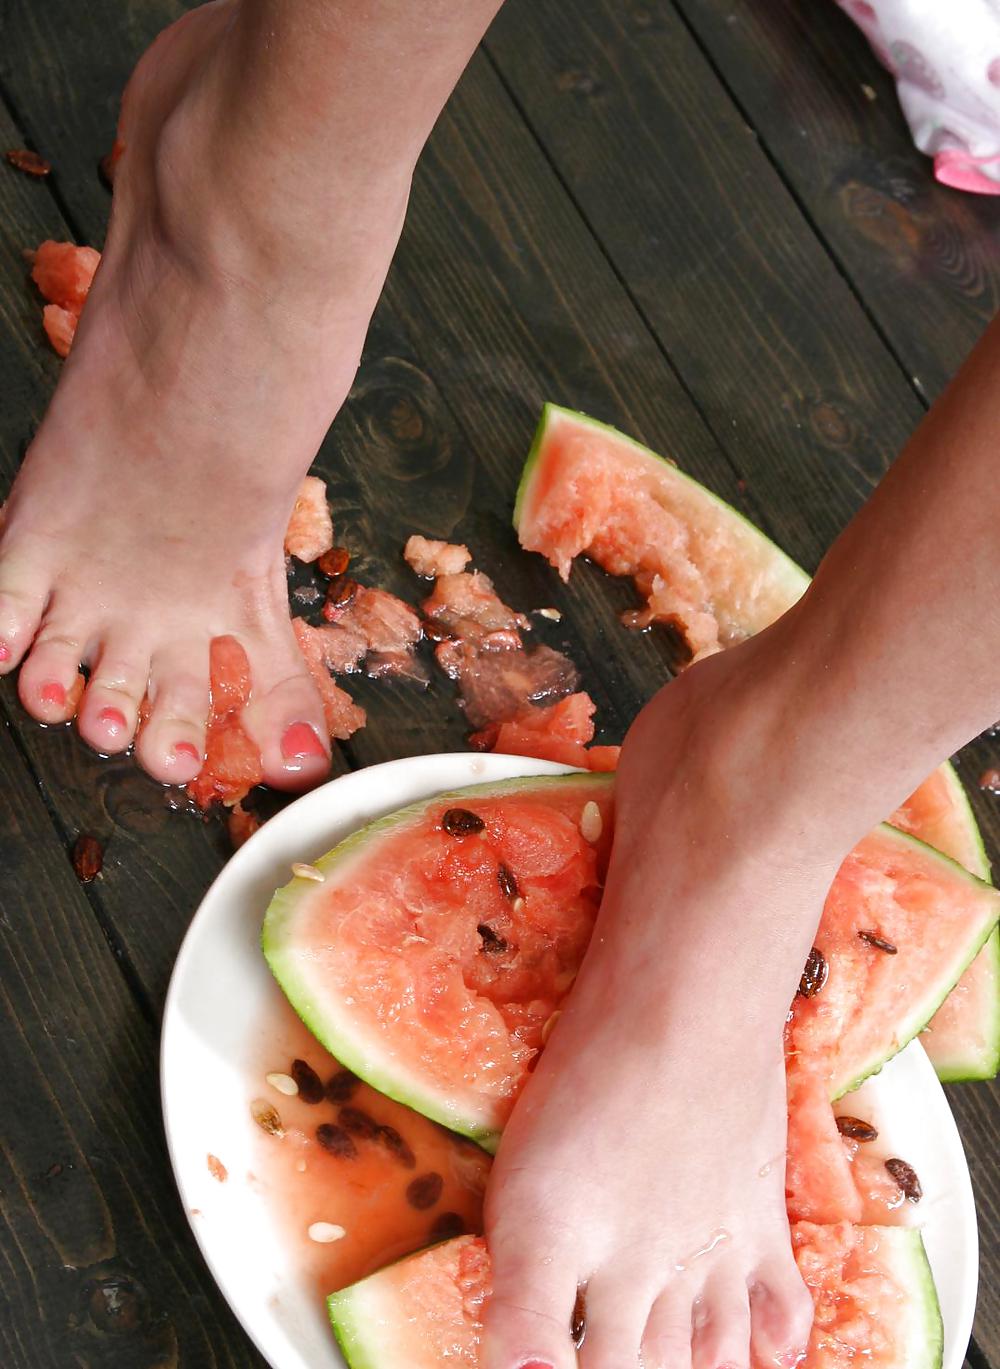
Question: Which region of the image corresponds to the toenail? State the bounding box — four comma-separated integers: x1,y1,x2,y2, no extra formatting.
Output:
41,682,66,706
98,706,128,736
173,741,201,763
281,721,326,762
0,644,10,663
520,1362,554,1369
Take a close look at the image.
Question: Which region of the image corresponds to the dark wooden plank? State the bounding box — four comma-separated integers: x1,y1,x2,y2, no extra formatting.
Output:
672,0,1000,404
0,722,264,1367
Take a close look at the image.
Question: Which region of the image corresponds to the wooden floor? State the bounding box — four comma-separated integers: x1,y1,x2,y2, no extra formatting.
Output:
1,1,998,1364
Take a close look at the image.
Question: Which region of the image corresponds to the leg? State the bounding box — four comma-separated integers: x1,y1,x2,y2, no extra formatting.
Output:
0,0,503,785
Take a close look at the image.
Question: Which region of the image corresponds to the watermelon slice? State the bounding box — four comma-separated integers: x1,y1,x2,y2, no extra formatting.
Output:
263,775,999,1149
514,403,998,1081
326,1227,943,1369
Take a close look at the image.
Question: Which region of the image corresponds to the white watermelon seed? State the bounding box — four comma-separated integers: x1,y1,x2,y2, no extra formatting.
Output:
580,801,602,843
265,1072,299,1097
308,1222,346,1244
292,862,325,882
537,607,562,621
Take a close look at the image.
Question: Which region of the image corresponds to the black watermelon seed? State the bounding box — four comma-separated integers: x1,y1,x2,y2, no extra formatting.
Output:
477,923,509,954
325,1069,360,1103
858,929,898,955
836,1116,879,1143
442,807,486,836
571,1289,587,1349
291,1059,325,1104
316,1124,358,1160
497,863,520,901
406,1172,444,1210
429,1211,466,1242
798,947,828,998
885,1157,922,1202
339,1106,379,1139
375,1124,417,1169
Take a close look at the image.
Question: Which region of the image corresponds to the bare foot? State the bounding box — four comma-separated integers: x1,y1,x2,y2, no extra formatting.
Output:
483,646,845,1369
0,0,409,787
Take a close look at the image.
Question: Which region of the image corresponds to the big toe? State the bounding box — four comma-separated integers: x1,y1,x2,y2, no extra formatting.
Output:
749,1252,813,1367
483,1228,580,1369
241,630,330,790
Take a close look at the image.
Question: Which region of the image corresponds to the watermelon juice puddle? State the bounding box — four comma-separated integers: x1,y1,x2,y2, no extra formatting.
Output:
246,996,490,1298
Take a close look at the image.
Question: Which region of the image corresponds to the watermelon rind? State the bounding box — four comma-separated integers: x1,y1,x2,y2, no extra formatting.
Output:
515,403,999,1083
262,773,613,1153
828,825,998,1100
871,1227,944,1369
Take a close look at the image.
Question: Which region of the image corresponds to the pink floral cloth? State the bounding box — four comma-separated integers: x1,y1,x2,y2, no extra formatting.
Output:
837,0,1000,193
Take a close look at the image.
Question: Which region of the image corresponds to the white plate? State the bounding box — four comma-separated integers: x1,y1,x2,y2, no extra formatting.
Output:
162,753,978,1369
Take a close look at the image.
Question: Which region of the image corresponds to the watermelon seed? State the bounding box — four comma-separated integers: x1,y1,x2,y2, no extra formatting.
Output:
316,1123,358,1160
571,1288,587,1349
836,1116,878,1142
308,1221,346,1244
250,1099,284,1137
406,1172,444,1210
442,807,486,835
885,1157,922,1203
579,801,602,843
291,1059,325,1104
291,862,325,883
265,1072,299,1097
536,607,563,622
375,1123,417,1169
429,1211,466,1242
325,1069,360,1103
316,546,351,579
497,862,520,901
477,923,509,954
858,930,897,955
339,1106,379,1139
512,896,525,914
797,947,828,998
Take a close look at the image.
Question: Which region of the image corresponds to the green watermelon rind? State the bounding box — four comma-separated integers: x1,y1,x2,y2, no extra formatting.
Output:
262,772,614,1154
875,1227,945,1369
515,403,999,1083
324,1229,943,1369
830,824,999,1100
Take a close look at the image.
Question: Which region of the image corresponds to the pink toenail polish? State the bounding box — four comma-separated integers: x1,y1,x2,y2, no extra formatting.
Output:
0,644,10,663
98,707,128,736
41,682,66,707
281,721,326,762
174,741,201,763
520,1362,554,1369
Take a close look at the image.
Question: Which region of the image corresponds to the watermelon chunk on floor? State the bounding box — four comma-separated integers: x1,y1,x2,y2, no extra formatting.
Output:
30,240,101,356
326,1226,943,1369
263,776,999,1150
514,403,999,1082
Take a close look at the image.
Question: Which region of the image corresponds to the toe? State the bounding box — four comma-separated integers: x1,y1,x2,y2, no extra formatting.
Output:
577,1274,648,1369
482,1232,580,1369
18,627,87,723
241,631,329,791
77,638,151,754
641,1289,693,1369
690,1271,751,1369
0,564,48,673
135,642,210,785
749,1254,813,1367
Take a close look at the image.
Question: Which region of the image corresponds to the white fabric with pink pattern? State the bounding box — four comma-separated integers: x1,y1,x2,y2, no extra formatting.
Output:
837,0,1000,193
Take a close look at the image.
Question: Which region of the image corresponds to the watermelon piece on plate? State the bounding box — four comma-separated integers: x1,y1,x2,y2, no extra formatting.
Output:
326,1227,943,1369
263,776,999,1149
514,403,998,1081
